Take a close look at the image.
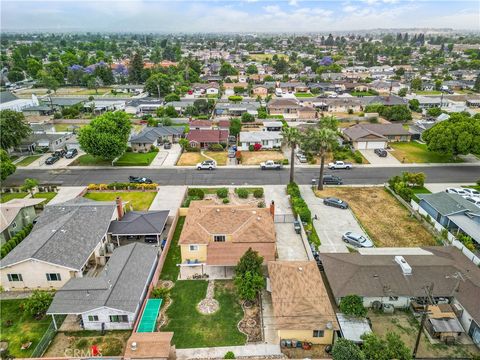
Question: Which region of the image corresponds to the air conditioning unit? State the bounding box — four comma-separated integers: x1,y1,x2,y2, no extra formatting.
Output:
395,256,412,275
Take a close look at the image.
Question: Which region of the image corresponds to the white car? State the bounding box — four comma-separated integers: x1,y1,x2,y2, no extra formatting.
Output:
465,196,480,207
446,188,467,196
297,153,307,163
462,188,480,197
196,160,216,170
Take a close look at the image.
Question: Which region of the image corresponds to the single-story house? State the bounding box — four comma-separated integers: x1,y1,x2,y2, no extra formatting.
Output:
22,105,54,117
416,96,443,109
0,92,39,112
0,198,44,245
178,201,276,279
263,121,283,132
164,100,196,115
16,133,71,153
297,106,317,120
321,247,480,348
186,129,229,149
47,243,158,331
239,131,282,150
0,198,118,291
417,192,480,245
342,123,411,150
267,99,300,120
365,95,407,106
189,120,213,130
214,101,261,117
129,126,185,152
223,82,248,96
267,261,339,345
252,85,269,98
312,98,363,113
191,83,220,97
30,122,56,134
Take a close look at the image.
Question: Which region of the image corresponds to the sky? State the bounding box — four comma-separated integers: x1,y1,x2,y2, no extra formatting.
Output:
1,0,479,33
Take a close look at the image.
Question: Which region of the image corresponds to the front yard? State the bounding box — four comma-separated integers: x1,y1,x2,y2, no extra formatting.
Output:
315,187,436,247
0,299,52,358
240,151,285,165
162,280,246,348
390,142,463,164
0,192,28,203
84,191,156,211
177,151,228,166
69,154,112,166
114,151,158,166
33,192,58,204
16,155,42,167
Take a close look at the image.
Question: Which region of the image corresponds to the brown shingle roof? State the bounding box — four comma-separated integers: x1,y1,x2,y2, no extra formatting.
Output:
267,99,299,109
207,242,275,266
343,123,409,141
268,261,339,331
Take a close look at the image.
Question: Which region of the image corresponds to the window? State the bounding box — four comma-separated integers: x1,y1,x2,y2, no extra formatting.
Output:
46,273,61,281
213,235,226,242
7,273,23,282
189,245,199,251
88,315,99,322
389,296,399,301
313,330,324,338
11,221,17,229
109,315,129,323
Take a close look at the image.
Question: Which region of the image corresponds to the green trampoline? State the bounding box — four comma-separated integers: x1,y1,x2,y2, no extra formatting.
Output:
137,298,163,332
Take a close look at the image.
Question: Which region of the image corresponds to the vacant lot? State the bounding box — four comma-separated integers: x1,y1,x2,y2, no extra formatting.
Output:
240,151,285,165
162,280,246,348
0,299,52,358
370,311,479,359
84,191,156,211
316,187,436,247
177,152,227,166
390,142,462,163
249,53,288,62
0,192,28,203
16,155,42,167
70,154,112,166
114,151,158,166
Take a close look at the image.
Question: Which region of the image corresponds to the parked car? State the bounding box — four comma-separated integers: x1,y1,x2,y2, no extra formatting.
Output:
462,188,480,197
163,142,172,149
465,196,480,207
297,154,307,163
374,148,388,157
45,154,60,165
328,161,352,170
323,197,348,209
197,160,216,170
342,231,374,248
322,175,343,185
228,147,237,158
446,187,467,196
65,148,78,159
129,176,153,184
53,149,66,158
144,235,158,244
260,160,283,170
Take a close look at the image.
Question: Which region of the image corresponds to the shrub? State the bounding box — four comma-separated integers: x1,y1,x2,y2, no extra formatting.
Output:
224,351,235,359
253,143,262,151
353,151,363,164
248,144,254,152
253,188,264,198
182,196,200,207
236,188,249,199
332,339,365,360
339,294,367,317
348,108,354,114
188,188,205,200
257,201,265,208
282,158,289,165
369,116,378,123
216,188,229,198
208,143,224,152
151,287,171,300
23,290,54,317
126,146,133,152
76,339,88,348
223,198,230,204
241,113,255,123
287,182,301,197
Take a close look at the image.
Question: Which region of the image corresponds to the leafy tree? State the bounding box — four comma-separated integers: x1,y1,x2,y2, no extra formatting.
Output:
235,248,263,278
398,88,408,97
78,111,131,160
229,118,242,137
179,138,189,149
408,99,420,112
380,105,412,121
339,294,367,317
282,127,301,183
332,338,365,360
165,93,180,102
26,57,43,78
0,149,16,181
246,64,258,75
21,178,39,197
93,64,114,85
23,290,54,317
145,73,173,98
385,332,411,360
241,112,254,123
410,77,422,91
234,270,264,302
273,58,288,73
427,107,442,117
129,52,144,84
361,332,411,360
7,69,24,83
219,63,238,77
474,74,480,92
0,110,32,150
164,105,178,117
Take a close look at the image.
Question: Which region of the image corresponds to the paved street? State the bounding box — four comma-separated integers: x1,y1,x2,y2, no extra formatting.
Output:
4,165,479,186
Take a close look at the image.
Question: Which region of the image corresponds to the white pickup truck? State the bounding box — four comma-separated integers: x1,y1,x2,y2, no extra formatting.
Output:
328,160,352,170
260,160,283,170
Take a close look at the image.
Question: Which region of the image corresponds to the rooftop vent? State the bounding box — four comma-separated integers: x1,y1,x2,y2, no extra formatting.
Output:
395,256,412,275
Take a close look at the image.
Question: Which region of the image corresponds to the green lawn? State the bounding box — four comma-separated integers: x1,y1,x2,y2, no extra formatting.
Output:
84,191,156,211
0,299,52,358
0,192,28,203
69,154,112,166
33,192,58,204
390,142,463,164
411,186,432,203
160,217,185,281
464,185,480,191
163,280,246,348
294,92,314,98
414,90,442,95
350,91,378,96
16,155,42,167
54,124,84,132
114,152,158,166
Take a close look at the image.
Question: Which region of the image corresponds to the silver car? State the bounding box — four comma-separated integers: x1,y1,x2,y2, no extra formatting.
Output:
342,231,374,248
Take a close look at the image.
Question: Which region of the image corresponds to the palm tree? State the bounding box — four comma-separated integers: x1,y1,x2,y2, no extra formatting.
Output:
281,126,300,183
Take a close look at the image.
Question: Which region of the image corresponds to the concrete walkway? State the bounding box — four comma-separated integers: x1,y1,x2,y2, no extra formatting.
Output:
149,186,186,215
48,186,86,205
264,185,291,214
176,344,283,360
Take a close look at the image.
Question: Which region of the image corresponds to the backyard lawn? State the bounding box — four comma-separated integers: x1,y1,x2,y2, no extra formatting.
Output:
390,142,462,163
0,299,52,358
33,192,58,204
0,192,28,203
163,280,246,348
84,191,156,211
295,92,314,98
114,151,158,166
240,151,285,165
16,155,42,167
160,217,185,281
315,187,436,247
177,152,228,166
70,154,112,166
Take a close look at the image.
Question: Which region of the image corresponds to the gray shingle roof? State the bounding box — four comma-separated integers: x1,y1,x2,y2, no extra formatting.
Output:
417,192,480,216
240,131,282,143
108,211,169,235
130,126,185,144
0,198,116,270
47,243,157,314
0,91,18,103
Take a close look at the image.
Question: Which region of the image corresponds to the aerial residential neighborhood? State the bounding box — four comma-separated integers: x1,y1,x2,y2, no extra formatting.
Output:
0,1,480,360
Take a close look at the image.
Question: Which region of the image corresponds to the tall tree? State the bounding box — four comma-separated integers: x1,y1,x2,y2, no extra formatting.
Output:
0,149,16,181
332,339,365,360
0,110,32,150
129,52,144,84
234,248,265,302
145,73,173,98
281,127,301,184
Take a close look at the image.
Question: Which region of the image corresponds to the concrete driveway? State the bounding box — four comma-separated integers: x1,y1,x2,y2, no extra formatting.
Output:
275,223,308,261
151,144,182,167
359,149,401,165
24,152,82,169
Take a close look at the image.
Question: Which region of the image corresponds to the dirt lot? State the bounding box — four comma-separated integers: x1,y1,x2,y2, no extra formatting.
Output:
240,151,285,165
315,187,436,247
369,311,479,359
177,152,227,166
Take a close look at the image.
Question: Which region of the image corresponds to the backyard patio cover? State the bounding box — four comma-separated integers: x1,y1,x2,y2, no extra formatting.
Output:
108,210,169,236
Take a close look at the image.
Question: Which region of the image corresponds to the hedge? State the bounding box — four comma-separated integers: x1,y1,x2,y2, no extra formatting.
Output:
87,182,158,191
188,188,205,200
0,223,33,259
253,188,264,198
216,188,229,198
236,188,249,199
287,182,320,245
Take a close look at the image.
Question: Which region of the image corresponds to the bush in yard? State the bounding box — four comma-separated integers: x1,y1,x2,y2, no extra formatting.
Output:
287,182,301,197
253,143,262,151
353,151,363,164
282,158,289,165
236,188,249,199
257,201,265,208
208,143,224,152
151,286,171,300
222,198,230,204
253,188,264,198
23,290,54,318
188,188,205,200
216,188,229,198
339,294,366,317
224,351,235,359
332,338,365,360
241,113,255,123
234,248,265,301
248,144,254,152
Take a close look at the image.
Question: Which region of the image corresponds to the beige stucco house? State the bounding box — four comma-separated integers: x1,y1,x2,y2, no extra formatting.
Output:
0,198,43,245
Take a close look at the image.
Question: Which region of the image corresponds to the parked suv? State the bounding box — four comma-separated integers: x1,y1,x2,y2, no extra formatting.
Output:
45,154,61,165
322,175,343,185
374,148,388,157
54,149,66,158
65,148,78,159
196,160,216,170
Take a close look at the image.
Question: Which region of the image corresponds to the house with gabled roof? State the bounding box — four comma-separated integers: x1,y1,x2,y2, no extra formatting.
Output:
342,123,411,150
0,198,44,245
129,126,185,152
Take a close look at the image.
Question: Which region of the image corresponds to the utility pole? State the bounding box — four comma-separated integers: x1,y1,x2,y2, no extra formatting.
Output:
413,282,434,359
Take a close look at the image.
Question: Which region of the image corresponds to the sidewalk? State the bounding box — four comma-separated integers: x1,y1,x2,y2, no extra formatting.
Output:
176,344,283,360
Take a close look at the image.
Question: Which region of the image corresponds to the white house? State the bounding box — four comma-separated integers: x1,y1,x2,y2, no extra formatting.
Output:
239,131,282,151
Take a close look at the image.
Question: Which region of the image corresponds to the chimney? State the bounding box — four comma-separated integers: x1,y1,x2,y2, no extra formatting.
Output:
116,196,123,220
269,200,275,218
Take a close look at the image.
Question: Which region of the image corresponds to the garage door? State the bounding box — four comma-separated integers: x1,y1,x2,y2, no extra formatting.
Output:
366,141,385,149
357,141,367,150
